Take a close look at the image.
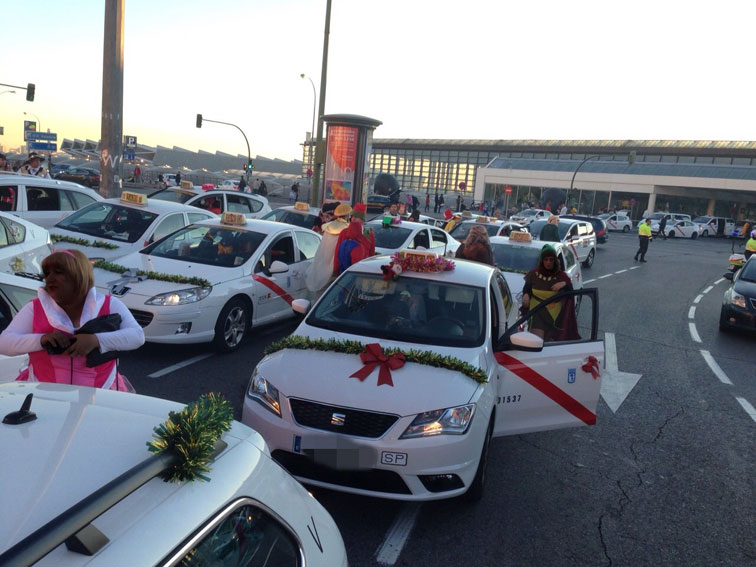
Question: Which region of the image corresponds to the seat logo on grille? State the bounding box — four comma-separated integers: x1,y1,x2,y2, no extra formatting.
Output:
330,412,346,426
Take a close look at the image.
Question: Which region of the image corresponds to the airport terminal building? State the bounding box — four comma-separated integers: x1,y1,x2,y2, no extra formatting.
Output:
353,139,756,220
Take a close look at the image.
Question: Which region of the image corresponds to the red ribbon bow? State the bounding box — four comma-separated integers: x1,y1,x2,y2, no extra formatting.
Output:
350,343,406,387
581,355,601,380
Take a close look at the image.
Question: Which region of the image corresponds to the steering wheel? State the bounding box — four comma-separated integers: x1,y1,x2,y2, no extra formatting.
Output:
388,316,411,329
427,316,465,336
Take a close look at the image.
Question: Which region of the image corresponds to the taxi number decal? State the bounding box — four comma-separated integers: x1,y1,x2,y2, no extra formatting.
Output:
497,395,522,404
381,451,408,466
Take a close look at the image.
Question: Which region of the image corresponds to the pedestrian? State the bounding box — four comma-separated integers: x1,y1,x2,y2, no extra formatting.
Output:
425,193,430,212
157,173,165,188
540,215,561,242
406,192,413,213
455,225,494,266
0,249,144,390
134,165,142,182
238,176,247,192
408,209,421,222
434,193,440,213
456,194,462,211
18,152,50,178
521,244,578,342
305,203,350,292
175,171,181,186
0,153,10,172
412,194,419,212
658,214,668,240
252,178,261,193
634,218,652,262
289,182,299,203
259,180,267,196
335,203,375,274
559,203,568,216
312,200,339,235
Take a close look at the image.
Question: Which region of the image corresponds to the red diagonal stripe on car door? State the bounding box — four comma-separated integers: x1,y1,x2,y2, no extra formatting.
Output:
252,274,295,305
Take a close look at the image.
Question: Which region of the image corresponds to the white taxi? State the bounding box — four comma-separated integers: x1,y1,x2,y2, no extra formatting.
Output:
0,212,53,276
0,382,347,566
666,220,701,239
449,217,527,241
51,192,217,262
242,253,604,501
93,214,321,352
599,212,633,232
0,272,41,382
367,218,460,257
490,232,583,306
149,186,271,219
262,203,321,231
528,218,597,268
509,208,550,225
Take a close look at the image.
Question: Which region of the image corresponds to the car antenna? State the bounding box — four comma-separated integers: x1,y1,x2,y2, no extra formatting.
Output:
2,393,37,425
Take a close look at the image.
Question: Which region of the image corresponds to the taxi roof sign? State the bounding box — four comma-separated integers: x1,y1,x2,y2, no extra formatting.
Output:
221,211,247,226
510,231,532,243
294,202,310,211
180,180,193,189
120,191,148,206
476,216,492,223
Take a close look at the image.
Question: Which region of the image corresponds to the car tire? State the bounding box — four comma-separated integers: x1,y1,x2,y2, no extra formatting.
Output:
582,249,595,268
668,231,676,238
622,225,630,233
702,230,709,237
465,414,494,502
213,297,250,353
691,232,698,240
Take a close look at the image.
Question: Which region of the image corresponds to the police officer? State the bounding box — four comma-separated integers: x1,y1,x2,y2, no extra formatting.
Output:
634,218,652,262
745,230,756,260
18,152,50,177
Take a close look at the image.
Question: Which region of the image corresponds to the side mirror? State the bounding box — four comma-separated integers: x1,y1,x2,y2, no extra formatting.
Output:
510,331,544,352
291,298,311,315
269,260,289,274
723,272,734,281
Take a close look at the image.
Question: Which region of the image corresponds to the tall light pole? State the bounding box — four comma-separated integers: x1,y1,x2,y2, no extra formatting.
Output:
195,114,251,181
300,73,316,196
310,0,332,208
569,152,636,212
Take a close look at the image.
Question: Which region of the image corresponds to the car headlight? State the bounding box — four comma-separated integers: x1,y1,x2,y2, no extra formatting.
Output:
731,291,747,309
246,368,281,417
145,286,212,306
400,404,475,439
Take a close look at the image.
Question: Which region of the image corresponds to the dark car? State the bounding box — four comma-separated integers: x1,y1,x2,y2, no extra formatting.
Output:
562,214,609,244
366,193,392,212
720,256,756,332
54,166,100,189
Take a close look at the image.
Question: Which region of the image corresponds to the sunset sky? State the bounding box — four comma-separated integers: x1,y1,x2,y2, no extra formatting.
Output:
2,0,755,162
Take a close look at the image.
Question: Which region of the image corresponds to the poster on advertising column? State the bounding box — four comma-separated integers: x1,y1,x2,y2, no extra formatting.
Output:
323,124,358,203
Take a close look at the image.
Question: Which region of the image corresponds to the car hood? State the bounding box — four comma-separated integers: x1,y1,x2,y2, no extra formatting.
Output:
734,277,756,299
258,330,486,415
51,228,136,261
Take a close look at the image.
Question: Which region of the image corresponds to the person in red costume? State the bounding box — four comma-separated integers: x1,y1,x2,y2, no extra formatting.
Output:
334,203,376,274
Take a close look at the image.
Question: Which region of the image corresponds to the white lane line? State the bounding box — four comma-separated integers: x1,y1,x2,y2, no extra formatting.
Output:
693,294,703,304
375,503,422,565
148,353,214,378
598,274,612,279
688,306,696,319
714,278,725,285
629,266,640,270
584,279,596,284
700,350,733,385
689,323,702,343
702,285,713,294
615,269,628,274
735,397,756,423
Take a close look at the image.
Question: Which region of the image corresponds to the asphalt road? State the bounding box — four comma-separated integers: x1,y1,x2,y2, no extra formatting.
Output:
117,221,755,566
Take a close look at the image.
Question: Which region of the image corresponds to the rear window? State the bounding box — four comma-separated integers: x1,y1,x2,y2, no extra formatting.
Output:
150,190,194,204
492,244,542,273
368,223,413,249
262,209,317,229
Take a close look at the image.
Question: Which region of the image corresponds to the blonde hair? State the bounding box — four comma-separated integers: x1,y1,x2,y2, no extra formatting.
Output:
41,249,94,302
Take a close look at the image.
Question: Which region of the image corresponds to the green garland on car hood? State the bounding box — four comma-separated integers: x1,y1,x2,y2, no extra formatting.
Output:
147,393,233,483
94,260,212,287
265,335,488,384
52,234,119,249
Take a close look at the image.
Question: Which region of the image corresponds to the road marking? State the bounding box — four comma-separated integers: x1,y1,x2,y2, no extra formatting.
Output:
598,274,612,279
629,266,640,270
148,353,214,378
600,332,643,413
702,285,713,294
689,323,702,343
688,306,696,319
700,350,733,385
615,269,628,274
584,278,596,284
693,294,703,304
735,397,756,423
714,278,725,285
375,503,422,565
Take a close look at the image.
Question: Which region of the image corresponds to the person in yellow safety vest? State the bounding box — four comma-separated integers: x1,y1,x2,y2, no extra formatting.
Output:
745,230,756,260
634,218,652,262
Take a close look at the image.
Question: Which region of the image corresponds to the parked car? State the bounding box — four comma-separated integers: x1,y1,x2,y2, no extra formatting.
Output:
509,208,550,225
666,219,702,239
692,216,735,237
0,272,42,381
149,187,271,219
0,212,53,276
450,218,527,241
719,255,756,332
367,219,460,257
53,166,100,189
528,218,597,268
0,173,103,229
0,382,348,566
562,214,609,244
366,194,392,212
262,204,321,230
599,212,633,232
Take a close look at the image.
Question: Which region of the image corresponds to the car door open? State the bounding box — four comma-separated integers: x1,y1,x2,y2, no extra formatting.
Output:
492,288,603,436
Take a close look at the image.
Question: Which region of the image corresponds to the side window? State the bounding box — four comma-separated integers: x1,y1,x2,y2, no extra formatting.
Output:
0,222,9,247
248,197,264,213
150,213,185,243
410,229,430,249
67,190,96,209
173,502,301,567
578,223,590,236
227,194,253,214
59,190,76,211
489,284,500,339
27,186,60,211
430,228,448,248
257,235,295,272
557,252,566,272
563,247,576,269
2,218,26,244
294,230,320,260
194,196,222,214
495,272,513,321
188,212,212,224
569,225,579,238
0,185,18,211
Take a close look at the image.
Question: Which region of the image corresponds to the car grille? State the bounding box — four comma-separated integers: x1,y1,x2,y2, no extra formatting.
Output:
129,309,153,328
289,398,399,438
272,450,411,494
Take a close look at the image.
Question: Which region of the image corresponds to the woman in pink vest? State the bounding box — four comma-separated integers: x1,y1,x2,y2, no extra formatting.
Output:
0,249,144,389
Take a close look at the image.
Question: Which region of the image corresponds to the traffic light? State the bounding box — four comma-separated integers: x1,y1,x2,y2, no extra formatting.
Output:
248,160,254,170
26,83,35,102
196,113,203,128
243,163,247,171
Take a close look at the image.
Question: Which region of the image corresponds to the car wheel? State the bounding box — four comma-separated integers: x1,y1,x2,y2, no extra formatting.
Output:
691,232,698,240
668,231,676,238
582,249,595,268
622,225,630,233
213,298,249,352
702,230,709,237
465,414,494,502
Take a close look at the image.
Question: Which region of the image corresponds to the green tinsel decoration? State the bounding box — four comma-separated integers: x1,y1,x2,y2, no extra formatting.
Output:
265,335,488,384
94,260,212,288
147,393,233,483
51,234,119,249
497,266,528,274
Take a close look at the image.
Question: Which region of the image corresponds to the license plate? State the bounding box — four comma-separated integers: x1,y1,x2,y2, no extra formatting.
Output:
381,451,408,466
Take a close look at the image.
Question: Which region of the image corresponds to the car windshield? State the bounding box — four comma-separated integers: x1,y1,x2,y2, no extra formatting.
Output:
150,189,194,204
367,223,413,249
307,271,485,347
56,203,157,243
492,244,543,273
263,209,316,229
451,222,499,240
517,209,537,217
648,213,667,221
598,214,611,219
739,260,756,282
693,217,711,223
528,220,570,240
142,225,266,267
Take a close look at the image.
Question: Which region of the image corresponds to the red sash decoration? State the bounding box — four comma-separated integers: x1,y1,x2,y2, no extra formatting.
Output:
495,351,596,425
252,274,294,305
581,355,601,380
350,343,406,387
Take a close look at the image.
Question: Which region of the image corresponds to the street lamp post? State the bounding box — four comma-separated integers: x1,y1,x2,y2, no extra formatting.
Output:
568,152,636,213
300,73,316,201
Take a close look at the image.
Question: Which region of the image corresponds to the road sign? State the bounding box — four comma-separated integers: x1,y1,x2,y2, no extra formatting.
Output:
124,135,137,147
26,131,57,142
28,142,57,152
505,186,513,194
123,152,135,160
23,120,36,142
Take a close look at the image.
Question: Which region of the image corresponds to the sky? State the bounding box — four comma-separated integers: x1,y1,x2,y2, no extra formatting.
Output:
2,0,756,163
